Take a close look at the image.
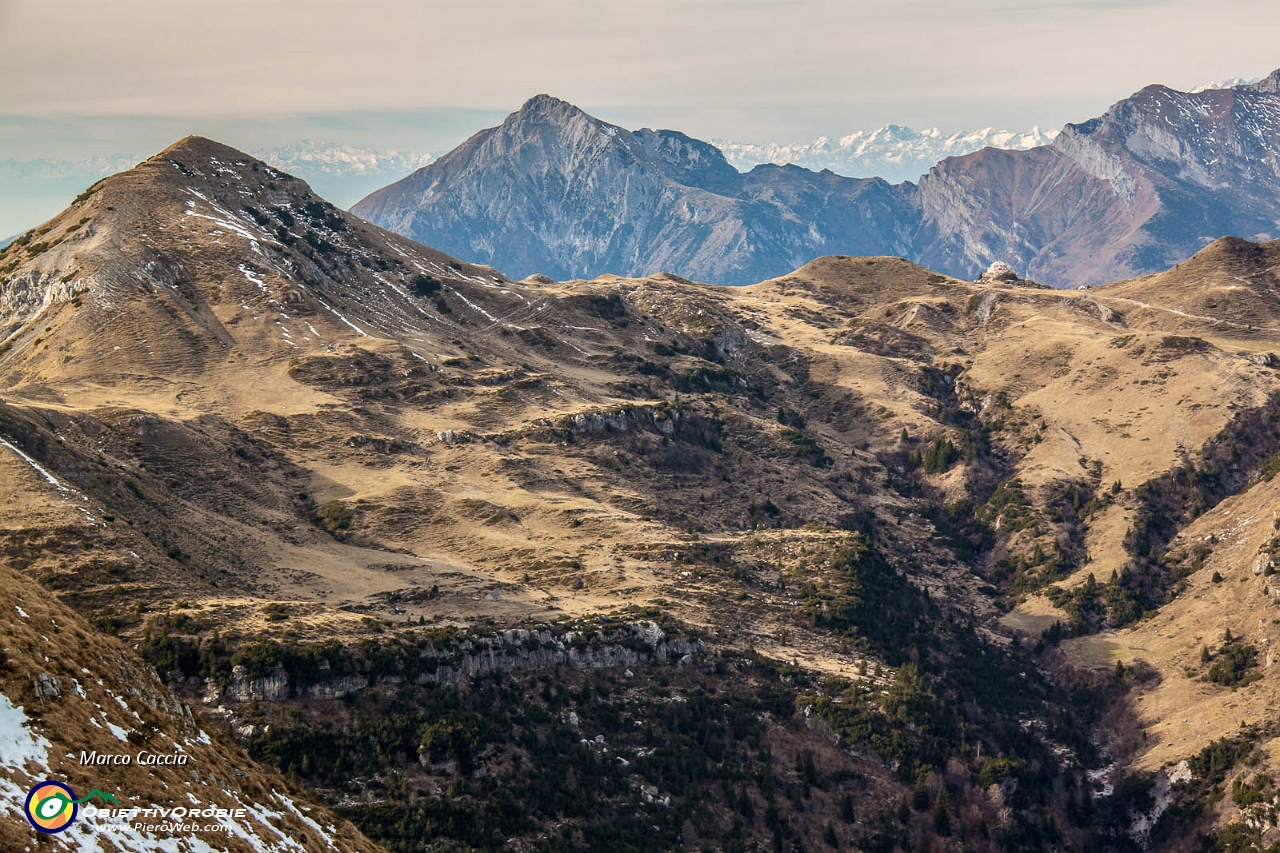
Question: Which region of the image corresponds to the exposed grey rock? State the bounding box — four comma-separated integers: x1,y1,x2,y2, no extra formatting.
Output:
304,676,369,700
905,79,1280,287
977,262,1020,284
352,95,917,287
973,292,999,326
354,74,1280,289
436,429,471,445
223,664,290,702
210,620,706,704
33,672,60,701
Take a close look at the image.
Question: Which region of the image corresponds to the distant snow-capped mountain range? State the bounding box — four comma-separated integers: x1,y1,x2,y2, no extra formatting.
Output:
1190,75,1260,93
1,143,433,182
261,140,434,176
352,69,1280,288
713,125,1059,182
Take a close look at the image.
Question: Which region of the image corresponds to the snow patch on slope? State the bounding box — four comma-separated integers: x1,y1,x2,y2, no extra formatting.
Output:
0,692,52,773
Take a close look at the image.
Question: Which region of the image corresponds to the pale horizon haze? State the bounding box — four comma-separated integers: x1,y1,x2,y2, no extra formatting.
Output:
1,0,1278,236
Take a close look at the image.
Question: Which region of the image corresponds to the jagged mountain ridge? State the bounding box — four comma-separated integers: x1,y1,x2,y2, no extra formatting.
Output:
355,72,1280,288
915,70,1280,286
352,94,919,285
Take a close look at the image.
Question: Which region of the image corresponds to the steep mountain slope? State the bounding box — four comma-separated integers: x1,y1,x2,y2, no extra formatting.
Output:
11,141,1280,847
917,71,1280,287
354,73,1280,288
0,536,377,851
351,95,917,285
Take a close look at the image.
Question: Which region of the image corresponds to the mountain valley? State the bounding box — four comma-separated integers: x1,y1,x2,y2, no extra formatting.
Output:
5,136,1280,850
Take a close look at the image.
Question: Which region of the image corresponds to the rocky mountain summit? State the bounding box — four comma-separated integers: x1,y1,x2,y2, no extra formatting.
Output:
355,73,1280,288
352,94,917,285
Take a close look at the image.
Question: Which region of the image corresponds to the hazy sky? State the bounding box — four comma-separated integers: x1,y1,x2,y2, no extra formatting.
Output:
5,0,1278,134
1,0,1278,233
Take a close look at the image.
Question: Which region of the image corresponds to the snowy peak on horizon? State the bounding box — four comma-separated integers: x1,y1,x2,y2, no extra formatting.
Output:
1189,75,1261,93
713,125,1059,182
1,142,433,183
257,140,434,177
3,142,434,185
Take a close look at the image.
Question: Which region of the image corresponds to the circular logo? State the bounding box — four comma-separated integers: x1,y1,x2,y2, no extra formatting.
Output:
24,781,78,833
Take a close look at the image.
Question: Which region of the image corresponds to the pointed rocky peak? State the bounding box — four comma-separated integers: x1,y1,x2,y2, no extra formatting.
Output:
1059,78,1227,146
502,93,613,136
1120,83,1191,116
1,133,514,388
38,134,322,226
515,93,582,119
138,136,311,193
467,94,638,173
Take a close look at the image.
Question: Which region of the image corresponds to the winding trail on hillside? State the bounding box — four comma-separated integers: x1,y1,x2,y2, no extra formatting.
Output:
1095,295,1280,333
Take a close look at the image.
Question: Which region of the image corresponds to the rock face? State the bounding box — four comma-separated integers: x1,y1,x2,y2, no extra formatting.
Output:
204,621,704,704
354,75,1280,288
914,75,1280,287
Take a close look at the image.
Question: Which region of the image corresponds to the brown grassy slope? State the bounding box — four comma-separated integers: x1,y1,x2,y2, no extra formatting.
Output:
9,142,1280,813
0,143,931,669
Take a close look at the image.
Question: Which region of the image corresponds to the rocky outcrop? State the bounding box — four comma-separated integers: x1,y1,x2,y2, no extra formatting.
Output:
422,632,703,687
977,262,1020,284
0,269,85,332
223,664,290,702
305,676,369,700
563,405,686,438
204,621,705,705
